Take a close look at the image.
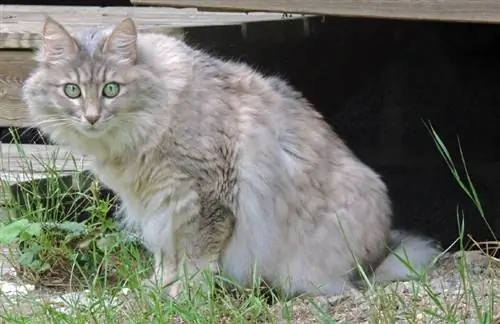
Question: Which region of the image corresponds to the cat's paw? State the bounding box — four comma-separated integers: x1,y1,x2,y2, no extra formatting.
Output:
142,276,185,300
142,271,177,291
142,277,165,297
167,266,220,299
142,267,189,299
167,280,184,299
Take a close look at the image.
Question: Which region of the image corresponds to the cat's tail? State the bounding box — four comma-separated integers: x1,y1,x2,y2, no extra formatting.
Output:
369,230,442,284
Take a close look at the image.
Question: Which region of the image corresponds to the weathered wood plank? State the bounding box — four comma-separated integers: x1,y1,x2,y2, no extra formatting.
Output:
0,6,301,128
0,51,35,128
0,143,92,206
129,0,500,24
0,5,295,49
0,144,90,179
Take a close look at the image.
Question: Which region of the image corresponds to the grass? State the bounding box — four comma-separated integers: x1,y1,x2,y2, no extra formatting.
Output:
0,125,497,323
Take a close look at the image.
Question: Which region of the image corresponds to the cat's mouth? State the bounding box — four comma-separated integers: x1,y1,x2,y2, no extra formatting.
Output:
78,124,108,137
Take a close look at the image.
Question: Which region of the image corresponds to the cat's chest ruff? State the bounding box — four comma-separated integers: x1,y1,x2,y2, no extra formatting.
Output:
93,159,141,192
93,158,192,215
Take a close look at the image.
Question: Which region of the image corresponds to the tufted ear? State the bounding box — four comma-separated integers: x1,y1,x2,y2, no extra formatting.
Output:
102,18,138,65
42,16,79,65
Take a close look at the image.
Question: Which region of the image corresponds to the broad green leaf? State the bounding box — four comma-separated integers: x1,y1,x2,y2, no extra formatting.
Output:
0,219,30,244
96,235,116,251
29,259,50,272
38,262,51,272
25,223,42,237
57,222,86,235
19,250,35,267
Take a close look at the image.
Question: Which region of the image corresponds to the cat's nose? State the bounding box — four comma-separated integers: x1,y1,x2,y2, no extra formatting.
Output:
84,114,100,125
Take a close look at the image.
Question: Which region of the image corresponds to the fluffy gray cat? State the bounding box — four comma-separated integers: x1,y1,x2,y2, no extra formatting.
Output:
22,17,441,299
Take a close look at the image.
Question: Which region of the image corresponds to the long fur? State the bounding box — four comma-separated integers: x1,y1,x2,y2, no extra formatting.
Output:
22,17,442,298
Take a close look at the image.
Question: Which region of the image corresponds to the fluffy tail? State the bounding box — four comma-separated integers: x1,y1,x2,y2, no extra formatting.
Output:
370,230,442,284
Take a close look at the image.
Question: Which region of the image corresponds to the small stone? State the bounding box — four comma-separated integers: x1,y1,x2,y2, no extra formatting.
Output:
120,287,131,295
0,280,34,296
312,296,331,312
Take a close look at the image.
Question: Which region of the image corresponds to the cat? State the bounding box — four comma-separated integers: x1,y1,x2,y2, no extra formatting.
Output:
22,16,442,299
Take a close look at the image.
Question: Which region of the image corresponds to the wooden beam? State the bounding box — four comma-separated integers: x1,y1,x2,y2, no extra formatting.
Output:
0,5,293,49
0,51,35,127
129,0,500,24
0,5,182,49
0,143,90,180
0,143,92,204
0,6,305,127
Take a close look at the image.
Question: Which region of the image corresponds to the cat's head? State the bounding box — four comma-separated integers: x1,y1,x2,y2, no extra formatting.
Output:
22,17,170,151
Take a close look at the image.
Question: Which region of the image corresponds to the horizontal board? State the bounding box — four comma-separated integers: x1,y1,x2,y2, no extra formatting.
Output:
0,143,91,205
0,5,295,49
0,6,305,128
0,143,90,183
129,0,500,24
0,51,35,127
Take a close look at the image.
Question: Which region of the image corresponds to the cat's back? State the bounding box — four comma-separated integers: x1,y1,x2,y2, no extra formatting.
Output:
216,66,354,177
132,33,379,198
212,64,388,219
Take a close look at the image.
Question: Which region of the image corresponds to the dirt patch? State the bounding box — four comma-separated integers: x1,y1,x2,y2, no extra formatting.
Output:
268,251,500,323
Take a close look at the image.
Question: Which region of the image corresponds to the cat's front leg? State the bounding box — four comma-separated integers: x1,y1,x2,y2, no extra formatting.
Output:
167,254,221,298
145,249,179,290
139,205,185,295
141,188,234,299
146,235,220,299
167,199,235,298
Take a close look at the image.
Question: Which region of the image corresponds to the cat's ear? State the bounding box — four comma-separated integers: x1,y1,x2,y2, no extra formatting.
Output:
102,18,138,65
42,16,79,65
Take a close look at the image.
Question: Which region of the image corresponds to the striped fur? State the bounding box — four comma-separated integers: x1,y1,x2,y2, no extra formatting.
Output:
22,17,441,299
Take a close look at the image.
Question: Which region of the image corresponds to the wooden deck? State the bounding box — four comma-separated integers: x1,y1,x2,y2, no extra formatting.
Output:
0,5,308,128
0,5,299,49
130,0,500,24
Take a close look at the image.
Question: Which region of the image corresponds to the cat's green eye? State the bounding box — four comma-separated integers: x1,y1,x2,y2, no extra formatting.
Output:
102,82,120,98
63,83,81,99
